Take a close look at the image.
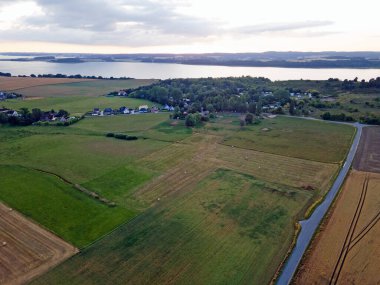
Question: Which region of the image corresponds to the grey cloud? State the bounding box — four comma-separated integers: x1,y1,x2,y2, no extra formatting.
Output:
0,0,336,47
24,0,219,35
235,21,334,34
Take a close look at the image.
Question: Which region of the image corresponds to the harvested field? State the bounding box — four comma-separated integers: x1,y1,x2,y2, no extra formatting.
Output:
353,126,380,173
0,203,78,285
137,132,338,205
0,76,93,91
214,144,338,193
13,79,156,97
293,170,380,285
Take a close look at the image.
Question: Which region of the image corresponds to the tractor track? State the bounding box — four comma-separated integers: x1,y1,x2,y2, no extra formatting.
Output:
329,174,369,285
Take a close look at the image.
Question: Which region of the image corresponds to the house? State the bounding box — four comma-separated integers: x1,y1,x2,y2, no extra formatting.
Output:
119,106,130,114
0,92,5,101
151,106,159,113
118,90,127,96
139,105,149,113
103,108,113,115
92,108,100,116
40,111,55,121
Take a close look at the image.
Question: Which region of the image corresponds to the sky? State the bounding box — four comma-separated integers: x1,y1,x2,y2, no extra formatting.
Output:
0,0,379,54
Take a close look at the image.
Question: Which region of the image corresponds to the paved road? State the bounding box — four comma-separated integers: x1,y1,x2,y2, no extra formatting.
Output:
276,122,364,285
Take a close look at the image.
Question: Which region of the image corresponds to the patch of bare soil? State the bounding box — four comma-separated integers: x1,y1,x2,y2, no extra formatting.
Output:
0,203,78,285
353,126,380,173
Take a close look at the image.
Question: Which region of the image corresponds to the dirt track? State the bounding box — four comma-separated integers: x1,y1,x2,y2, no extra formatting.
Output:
0,203,78,285
353,126,380,173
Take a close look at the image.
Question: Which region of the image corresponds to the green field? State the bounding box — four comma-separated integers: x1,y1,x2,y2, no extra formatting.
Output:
1,79,157,116
204,115,354,163
0,78,357,284
2,96,155,116
0,165,133,248
33,169,311,285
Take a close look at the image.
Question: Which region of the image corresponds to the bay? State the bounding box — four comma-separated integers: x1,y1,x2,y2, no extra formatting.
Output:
0,57,379,80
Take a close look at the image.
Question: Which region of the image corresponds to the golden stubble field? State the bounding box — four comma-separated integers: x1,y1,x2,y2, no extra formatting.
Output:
0,76,93,91
294,171,380,285
0,203,78,285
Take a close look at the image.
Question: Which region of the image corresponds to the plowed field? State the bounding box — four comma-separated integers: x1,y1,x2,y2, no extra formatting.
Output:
0,203,77,285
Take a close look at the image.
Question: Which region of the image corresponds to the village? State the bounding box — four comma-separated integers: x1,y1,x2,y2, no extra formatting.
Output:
91,104,174,116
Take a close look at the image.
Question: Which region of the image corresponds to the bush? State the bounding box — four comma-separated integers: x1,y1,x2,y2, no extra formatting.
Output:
114,134,127,140
126,136,138,140
245,113,254,124
106,133,115,137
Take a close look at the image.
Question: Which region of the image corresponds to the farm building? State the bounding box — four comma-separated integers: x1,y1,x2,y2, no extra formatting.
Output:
139,105,149,113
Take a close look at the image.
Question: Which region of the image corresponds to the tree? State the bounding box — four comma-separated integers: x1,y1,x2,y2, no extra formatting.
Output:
248,102,256,114
185,114,196,127
19,107,30,118
256,100,262,116
57,109,69,117
245,113,254,124
31,108,43,121
273,89,290,100
0,113,8,124
321,112,331,120
289,100,296,115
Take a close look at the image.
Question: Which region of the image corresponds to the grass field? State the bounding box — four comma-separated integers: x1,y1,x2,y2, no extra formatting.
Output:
0,165,134,248
204,116,354,163
1,78,157,116
0,79,357,284
33,169,311,285
2,96,155,116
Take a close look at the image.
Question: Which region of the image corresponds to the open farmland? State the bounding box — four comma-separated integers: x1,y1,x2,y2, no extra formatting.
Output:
1,78,157,116
353,126,380,173
0,101,355,284
203,116,354,163
33,170,311,285
13,79,156,97
30,115,354,284
0,165,134,248
293,171,380,285
0,76,93,91
2,96,155,116
0,202,78,285
293,126,380,285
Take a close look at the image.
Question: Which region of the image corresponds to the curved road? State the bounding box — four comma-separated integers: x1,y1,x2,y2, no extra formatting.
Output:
276,122,363,285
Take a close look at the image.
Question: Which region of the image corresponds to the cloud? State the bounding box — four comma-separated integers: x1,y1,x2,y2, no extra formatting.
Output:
0,0,336,48
235,20,334,35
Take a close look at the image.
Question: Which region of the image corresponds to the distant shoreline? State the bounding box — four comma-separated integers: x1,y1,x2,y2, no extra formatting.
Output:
2,51,380,69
